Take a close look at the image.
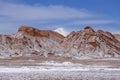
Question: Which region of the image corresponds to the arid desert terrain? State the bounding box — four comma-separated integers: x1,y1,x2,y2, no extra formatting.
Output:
0,55,120,80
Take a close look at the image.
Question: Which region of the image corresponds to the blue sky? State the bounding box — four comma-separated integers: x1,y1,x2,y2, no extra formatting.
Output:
0,0,120,35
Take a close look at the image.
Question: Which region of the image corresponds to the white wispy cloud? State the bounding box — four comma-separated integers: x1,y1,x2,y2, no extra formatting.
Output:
64,20,116,26
54,27,69,36
0,2,94,21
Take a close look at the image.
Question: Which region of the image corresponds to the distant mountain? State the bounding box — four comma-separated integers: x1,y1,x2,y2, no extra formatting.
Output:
0,26,120,59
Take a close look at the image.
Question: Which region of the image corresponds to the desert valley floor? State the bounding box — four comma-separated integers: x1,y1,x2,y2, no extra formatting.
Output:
0,55,120,80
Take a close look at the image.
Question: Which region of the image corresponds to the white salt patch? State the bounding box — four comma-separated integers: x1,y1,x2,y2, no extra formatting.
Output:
39,61,82,66
0,66,120,73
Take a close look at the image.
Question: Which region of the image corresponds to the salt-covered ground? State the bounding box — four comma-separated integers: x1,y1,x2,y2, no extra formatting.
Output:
0,61,120,80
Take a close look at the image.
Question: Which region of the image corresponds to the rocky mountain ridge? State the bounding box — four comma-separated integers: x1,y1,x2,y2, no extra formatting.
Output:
0,26,120,59
62,26,120,58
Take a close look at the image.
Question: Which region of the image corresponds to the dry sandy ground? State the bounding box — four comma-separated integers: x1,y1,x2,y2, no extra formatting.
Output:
0,70,120,80
0,65,120,80
0,55,120,80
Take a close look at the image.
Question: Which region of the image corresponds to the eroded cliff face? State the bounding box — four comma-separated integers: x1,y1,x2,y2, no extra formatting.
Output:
0,26,120,59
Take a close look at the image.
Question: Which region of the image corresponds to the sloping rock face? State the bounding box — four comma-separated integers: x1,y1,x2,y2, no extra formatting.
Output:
0,26,64,58
62,26,120,58
114,34,120,41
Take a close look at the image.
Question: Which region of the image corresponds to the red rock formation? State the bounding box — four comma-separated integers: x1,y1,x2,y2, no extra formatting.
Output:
18,26,64,38
18,26,65,43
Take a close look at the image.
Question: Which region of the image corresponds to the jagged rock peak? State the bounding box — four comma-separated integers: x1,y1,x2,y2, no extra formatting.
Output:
84,26,95,32
83,26,95,35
